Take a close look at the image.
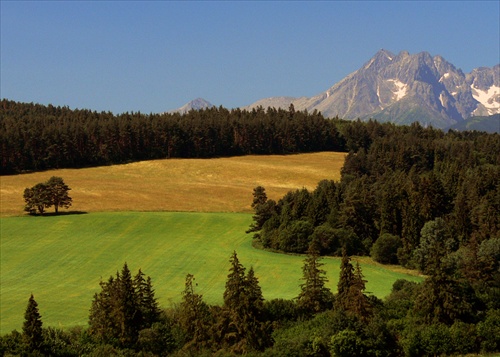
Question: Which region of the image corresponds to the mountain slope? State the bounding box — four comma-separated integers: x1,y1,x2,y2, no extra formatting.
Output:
168,98,214,114
244,50,500,128
446,114,500,133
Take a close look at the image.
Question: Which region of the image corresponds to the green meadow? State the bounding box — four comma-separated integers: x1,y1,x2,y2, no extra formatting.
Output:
0,211,422,334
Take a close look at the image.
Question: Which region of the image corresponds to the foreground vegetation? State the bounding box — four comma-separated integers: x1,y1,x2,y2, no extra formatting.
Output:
0,212,420,334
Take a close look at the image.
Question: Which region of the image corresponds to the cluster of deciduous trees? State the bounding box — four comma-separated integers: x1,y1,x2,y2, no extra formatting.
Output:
0,99,345,174
23,176,72,215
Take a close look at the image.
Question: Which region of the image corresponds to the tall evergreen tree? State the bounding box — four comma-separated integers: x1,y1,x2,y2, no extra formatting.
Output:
247,186,276,239
89,263,157,349
296,246,333,314
336,248,355,311
349,262,372,321
134,270,160,329
179,273,211,349
89,277,116,344
221,252,272,353
336,250,372,320
223,251,247,312
243,267,272,351
22,294,44,353
114,263,142,348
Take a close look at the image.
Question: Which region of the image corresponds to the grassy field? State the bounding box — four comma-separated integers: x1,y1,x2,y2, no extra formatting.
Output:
0,152,345,216
0,212,423,334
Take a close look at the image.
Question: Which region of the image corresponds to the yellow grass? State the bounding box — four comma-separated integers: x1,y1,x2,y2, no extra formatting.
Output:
0,152,345,216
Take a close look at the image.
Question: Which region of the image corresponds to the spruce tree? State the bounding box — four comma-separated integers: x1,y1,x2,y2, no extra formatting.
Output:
221,252,272,352
297,246,333,314
115,263,142,348
247,186,276,238
223,251,247,312
349,262,372,321
336,248,355,311
179,274,211,349
336,250,372,321
22,294,44,353
89,263,158,349
89,276,117,344
134,270,160,329
244,267,273,351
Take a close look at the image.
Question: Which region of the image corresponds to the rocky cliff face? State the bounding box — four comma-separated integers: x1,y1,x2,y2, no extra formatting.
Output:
245,50,499,128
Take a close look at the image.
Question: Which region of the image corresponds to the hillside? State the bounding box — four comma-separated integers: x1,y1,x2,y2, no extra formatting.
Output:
0,212,422,334
0,152,345,216
446,113,500,133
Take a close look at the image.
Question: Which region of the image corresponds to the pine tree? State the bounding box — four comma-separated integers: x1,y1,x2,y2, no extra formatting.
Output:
22,294,44,353
89,263,158,349
244,267,272,351
134,270,160,329
297,246,333,314
349,262,372,321
115,262,142,348
179,274,211,349
336,248,355,311
223,251,247,312
221,252,272,353
336,250,372,321
247,186,276,238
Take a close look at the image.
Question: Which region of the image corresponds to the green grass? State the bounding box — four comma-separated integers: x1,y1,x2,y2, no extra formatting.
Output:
0,212,422,334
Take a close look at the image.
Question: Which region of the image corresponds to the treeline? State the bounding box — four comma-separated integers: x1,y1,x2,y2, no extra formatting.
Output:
0,100,345,174
250,120,500,264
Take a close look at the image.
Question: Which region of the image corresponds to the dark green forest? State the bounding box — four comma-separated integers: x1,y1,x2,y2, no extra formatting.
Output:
1,99,499,356
0,100,344,175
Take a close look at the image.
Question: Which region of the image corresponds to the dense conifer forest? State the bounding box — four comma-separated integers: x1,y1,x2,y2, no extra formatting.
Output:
1,99,499,356
0,100,344,174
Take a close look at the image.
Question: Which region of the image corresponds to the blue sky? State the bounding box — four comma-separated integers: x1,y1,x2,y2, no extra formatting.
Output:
1,1,499,114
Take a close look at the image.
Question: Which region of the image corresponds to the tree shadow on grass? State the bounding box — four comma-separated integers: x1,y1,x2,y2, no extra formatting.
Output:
28,211,88,217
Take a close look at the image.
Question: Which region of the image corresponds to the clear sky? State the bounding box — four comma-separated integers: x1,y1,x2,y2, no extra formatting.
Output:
1,1,499,114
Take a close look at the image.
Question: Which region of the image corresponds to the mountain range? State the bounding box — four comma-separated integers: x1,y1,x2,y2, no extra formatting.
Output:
171,50,500,130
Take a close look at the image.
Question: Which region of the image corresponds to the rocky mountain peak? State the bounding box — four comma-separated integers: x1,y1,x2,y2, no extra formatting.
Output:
244,50,499,128
168,98,215,114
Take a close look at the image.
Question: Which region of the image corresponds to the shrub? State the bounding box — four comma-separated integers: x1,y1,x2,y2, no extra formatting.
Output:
371,233,401,264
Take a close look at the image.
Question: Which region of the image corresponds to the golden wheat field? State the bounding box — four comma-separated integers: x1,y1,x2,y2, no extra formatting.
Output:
0,152,345,216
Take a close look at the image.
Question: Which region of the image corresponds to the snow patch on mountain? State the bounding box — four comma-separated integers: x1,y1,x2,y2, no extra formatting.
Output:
440,93,447,108
387,79,408,101
439,73,450,82
471,85,500,115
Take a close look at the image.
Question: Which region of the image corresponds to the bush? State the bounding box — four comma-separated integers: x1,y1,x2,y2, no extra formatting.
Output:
330,330,365,357
477,309,500,353
371,233,401,264
263,298,299,324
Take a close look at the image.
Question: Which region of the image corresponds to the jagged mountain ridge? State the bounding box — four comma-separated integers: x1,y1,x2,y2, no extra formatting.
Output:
244,50,500,128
